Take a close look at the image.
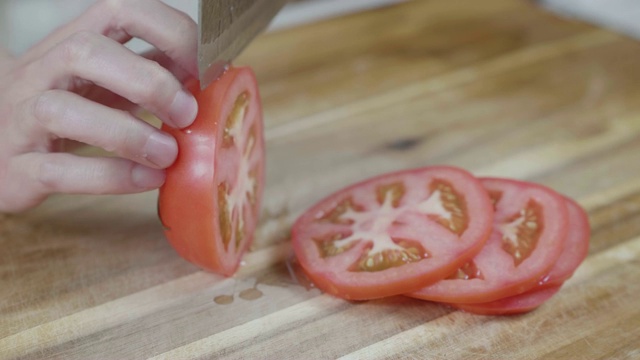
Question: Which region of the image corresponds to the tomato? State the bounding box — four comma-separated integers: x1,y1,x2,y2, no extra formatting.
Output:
537,197,590,288
158,67,265,276
291,166,494,300
450,284,562,315
408,178,568,303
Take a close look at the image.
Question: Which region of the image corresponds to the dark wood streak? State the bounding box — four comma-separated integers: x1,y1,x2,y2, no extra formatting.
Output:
386,137,423,151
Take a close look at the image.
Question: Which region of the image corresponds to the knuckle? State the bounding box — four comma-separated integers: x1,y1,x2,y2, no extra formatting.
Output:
173,11,197,37
53,31,98,66
100,112,145,156
36,160,62,193
32,91,60,129
114,115,140,151
147,61,173,86
1,160,47,212
135,61,177,104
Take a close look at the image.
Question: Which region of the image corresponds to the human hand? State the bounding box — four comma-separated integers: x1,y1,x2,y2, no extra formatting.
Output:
0,0,199,213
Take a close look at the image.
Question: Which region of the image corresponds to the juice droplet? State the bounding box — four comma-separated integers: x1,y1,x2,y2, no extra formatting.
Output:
214,294,234,305
239,288,263,301
285,255,318,291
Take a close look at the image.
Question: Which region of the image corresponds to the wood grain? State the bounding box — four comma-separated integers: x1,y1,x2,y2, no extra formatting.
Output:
2,0,640,358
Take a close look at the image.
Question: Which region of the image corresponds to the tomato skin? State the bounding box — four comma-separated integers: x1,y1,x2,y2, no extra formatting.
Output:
537,197,590,289
292,166,494,300
450,284,562,315
158,67,265,276
408,178,569,303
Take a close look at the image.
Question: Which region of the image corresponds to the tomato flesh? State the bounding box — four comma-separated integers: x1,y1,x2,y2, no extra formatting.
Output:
408,178,569,303
158,67,265,276
292,166,494,300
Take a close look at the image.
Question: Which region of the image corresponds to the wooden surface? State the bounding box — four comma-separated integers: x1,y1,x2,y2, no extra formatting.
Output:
3,0,640,358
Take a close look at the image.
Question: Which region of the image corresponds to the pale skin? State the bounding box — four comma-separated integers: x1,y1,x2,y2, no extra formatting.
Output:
0,0,200,213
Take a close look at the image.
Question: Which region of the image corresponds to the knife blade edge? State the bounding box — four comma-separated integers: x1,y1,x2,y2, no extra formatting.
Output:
198,0,289,88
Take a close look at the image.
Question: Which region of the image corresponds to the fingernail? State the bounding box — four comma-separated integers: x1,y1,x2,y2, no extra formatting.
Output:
131,165,166,189
169,89,198,128
144,131,178,168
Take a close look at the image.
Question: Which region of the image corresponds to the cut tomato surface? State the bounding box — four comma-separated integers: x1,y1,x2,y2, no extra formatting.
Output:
408,178,568,303
537,197,590,288
291,166,494,300
450,284,562,315
158,67,265,276
449,198,589,315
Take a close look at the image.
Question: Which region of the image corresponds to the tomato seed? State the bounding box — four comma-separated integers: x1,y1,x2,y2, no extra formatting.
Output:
235,215,245,250
315,233,353,257
223,92,250,147
354,244,427,272
429,181,468,235
318,198,362,225
446,261,483,280
376,182,405,208
218,183,232,249
501,200,543,266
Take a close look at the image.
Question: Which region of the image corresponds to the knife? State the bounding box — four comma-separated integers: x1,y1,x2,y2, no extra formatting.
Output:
198,0,289,89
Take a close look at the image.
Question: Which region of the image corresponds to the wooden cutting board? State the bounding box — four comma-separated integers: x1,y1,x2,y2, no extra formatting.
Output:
2,0,640,358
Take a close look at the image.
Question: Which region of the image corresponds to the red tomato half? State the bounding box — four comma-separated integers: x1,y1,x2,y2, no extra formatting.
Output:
408,178,568,303
158,67,265,276
451,284,562,315
292,166,494,300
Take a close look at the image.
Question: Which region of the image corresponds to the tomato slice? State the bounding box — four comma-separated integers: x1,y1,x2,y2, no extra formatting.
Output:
158,67,265,276
408,178,568,303
445,198,589,315
450,284,563,315
291,166,494,300
537,197,590,288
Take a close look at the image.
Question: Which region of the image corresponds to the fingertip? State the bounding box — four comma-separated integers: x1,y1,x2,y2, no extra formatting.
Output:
168,89,198,128
131,164,166,189
144,131,178,169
